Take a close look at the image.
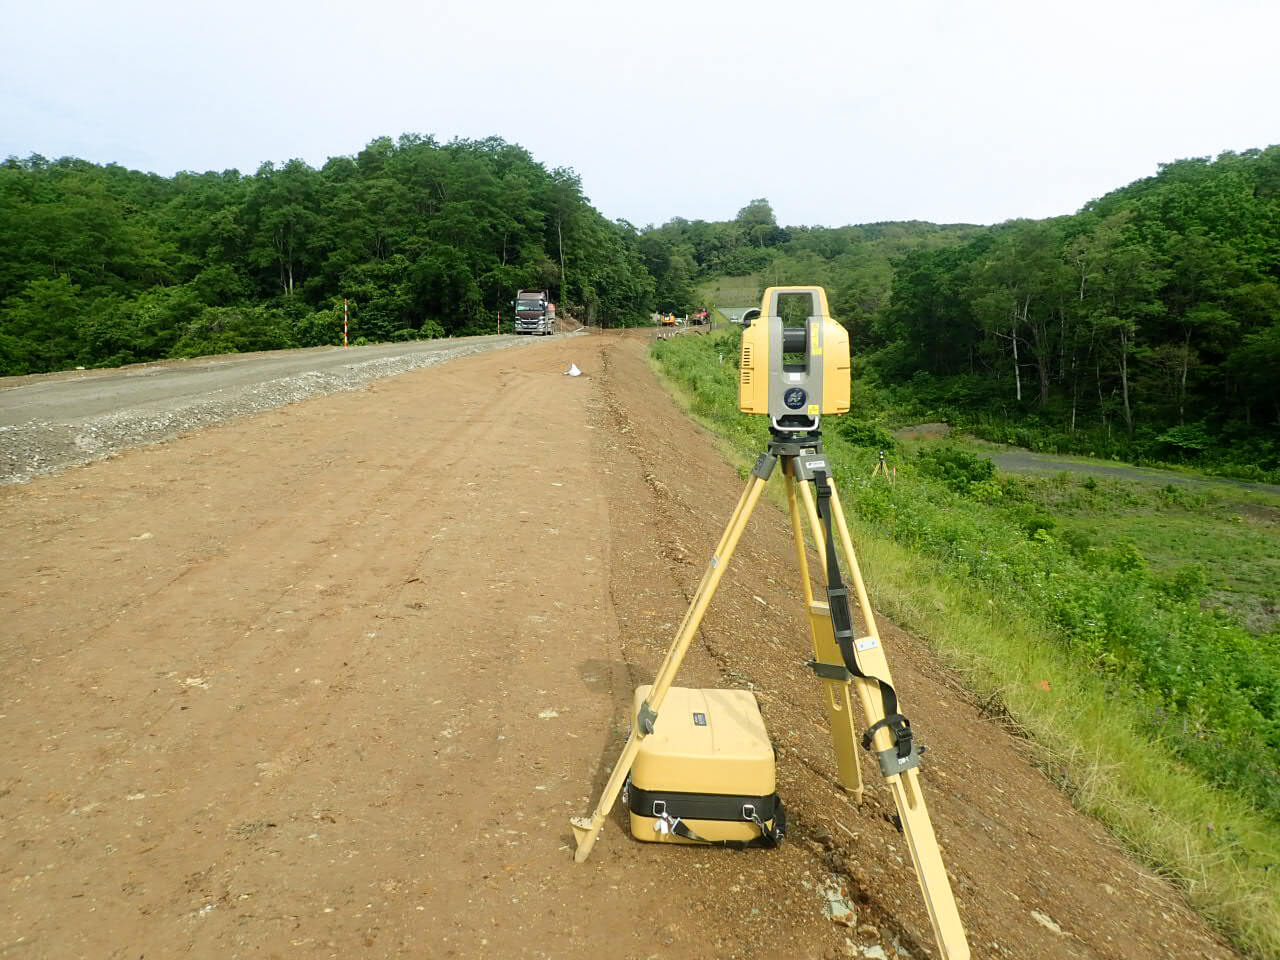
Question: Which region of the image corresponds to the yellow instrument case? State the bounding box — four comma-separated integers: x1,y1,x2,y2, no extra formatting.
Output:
627,685,785,847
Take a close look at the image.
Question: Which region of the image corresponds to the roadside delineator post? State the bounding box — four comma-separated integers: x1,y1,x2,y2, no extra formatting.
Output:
343,298,349,348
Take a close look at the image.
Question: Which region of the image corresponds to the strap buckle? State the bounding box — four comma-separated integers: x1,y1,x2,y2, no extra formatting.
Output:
862,713,924,777
861,712,913,757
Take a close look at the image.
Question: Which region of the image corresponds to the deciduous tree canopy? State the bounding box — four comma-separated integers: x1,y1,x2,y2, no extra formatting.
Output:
0,135,656,373
640,147,1280,478
5,136,1277,479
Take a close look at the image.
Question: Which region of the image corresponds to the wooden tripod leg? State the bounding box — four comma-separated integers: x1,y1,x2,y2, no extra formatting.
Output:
796,473,827,570
650,468,755,685
784,462,863,800
824,479,970,960
782,461,815,608
571,468,770,863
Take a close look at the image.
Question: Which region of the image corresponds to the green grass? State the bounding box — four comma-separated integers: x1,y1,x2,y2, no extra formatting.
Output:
1044,488,1274,640
696,274,760,312
901,449,1280,635
651,329,1280,960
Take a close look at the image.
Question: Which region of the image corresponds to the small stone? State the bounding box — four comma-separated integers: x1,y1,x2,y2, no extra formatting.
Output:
856,924,880,940
861,946,887,960
1030,909,1065,935
820,879,857,927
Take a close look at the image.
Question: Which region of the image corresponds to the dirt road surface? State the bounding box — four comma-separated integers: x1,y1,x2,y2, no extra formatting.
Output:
0,332,1236,959
0,333,578,484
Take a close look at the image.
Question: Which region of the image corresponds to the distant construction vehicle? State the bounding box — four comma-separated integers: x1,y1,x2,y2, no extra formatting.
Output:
513,290,556,335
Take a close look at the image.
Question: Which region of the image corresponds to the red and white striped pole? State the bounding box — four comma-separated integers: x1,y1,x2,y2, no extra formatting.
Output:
498,310,501,335
343,298,349,348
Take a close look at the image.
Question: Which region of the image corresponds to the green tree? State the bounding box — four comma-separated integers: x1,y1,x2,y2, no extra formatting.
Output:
1,275,84,372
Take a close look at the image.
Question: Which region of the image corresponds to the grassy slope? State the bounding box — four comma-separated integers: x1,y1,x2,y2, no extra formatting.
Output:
904,435,1280,635
651,329,1280,960
1035,481,1277,634
698,275,759,314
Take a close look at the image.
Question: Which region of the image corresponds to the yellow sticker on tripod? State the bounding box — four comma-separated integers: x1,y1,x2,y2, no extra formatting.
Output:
807,404,819,415
812,346,823,356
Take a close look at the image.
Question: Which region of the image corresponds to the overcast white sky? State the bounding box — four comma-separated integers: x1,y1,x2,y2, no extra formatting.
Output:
3,0,1277,229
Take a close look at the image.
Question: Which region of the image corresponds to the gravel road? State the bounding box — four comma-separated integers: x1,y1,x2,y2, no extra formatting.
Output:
0,333,578,484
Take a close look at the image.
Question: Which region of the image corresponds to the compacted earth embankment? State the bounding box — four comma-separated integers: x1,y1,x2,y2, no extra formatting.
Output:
0,331,1235,958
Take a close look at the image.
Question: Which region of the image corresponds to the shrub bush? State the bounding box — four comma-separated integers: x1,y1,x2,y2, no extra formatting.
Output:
835,418,897,451
916,446,995,491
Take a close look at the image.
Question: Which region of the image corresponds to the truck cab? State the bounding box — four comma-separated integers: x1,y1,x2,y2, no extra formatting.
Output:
514,290,556,335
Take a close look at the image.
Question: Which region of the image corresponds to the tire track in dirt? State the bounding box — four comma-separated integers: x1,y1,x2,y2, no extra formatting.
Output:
2,342,623,958
2,365,543,811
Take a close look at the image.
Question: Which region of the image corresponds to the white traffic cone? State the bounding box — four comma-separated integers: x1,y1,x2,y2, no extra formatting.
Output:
565,363,582,377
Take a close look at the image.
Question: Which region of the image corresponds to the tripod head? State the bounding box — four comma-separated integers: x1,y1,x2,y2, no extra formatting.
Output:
738,286,850,432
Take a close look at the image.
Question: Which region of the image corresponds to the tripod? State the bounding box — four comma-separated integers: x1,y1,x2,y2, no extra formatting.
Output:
571,429,969,960
872,448,895,483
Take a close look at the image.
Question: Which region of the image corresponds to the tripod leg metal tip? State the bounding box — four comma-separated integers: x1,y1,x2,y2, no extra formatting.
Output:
570,816,602,862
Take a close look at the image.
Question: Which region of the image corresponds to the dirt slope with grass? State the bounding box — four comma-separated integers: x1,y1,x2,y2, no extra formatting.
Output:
0,330,1236,959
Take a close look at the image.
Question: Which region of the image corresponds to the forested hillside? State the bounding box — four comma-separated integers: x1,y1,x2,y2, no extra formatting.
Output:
876,148,1280,477
638,197,983,323
0,135,657,375
644,149,1280,480
6,136,1278,481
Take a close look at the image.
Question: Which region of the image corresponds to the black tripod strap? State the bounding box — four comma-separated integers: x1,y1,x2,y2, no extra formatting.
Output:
811,468,914,763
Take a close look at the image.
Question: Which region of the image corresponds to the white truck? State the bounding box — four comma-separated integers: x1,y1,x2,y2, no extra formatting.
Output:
513,289,556,335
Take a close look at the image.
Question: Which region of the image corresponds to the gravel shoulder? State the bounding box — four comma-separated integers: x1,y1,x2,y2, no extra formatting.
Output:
0,333,580,484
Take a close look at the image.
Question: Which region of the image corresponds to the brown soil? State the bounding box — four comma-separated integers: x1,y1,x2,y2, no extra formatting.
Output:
894,423,952,441
0,332,1236,959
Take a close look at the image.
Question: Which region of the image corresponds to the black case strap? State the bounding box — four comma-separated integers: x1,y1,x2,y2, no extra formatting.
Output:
670,800,787,849
628,786,787,849
629,786,778,823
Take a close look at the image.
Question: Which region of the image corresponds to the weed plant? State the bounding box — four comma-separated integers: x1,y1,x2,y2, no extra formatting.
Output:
653,329,1280,959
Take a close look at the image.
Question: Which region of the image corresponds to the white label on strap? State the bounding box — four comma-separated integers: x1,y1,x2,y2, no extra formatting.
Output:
856,637,879,652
